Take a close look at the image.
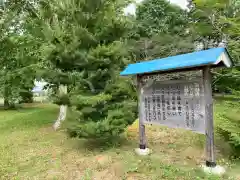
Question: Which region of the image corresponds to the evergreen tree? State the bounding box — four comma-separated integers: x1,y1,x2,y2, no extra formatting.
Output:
65,1,138,138
25,0,137,137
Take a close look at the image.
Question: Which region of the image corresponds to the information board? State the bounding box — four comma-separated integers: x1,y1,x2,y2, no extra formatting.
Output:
139,72,205,134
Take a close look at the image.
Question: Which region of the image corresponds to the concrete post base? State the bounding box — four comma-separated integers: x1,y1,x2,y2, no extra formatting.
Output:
201,165,226,175
135,148,151,156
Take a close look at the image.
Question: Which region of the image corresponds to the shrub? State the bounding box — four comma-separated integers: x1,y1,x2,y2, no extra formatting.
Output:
215,100,240,158
68,77,138,139
19,90,33,103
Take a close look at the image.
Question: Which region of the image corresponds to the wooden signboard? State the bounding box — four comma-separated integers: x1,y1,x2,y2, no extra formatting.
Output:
121,47,233,171
139,71,205,134
140,80,205,134
137,69,216,167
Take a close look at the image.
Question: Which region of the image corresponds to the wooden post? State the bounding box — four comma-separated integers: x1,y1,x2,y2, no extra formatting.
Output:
137,75,147,149
203,66,216,167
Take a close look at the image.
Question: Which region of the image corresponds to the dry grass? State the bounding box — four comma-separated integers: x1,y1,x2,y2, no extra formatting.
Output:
0,103,239,180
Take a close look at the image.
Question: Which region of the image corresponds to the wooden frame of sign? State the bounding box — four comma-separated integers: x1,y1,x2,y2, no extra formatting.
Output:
137,66,216,168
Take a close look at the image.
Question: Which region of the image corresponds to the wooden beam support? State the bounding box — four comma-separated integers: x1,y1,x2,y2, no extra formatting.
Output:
202,66,216,167
137,75,147,149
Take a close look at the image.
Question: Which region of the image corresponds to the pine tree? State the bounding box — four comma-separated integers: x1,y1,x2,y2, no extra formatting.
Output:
64,1,138,138
25,0,137,137
69,42,137,138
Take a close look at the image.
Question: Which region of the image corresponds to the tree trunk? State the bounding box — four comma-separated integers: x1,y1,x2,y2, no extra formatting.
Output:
3,86,12,110
53,85,68,130
19,90,33,103
4,98,10,109
4,96,15,110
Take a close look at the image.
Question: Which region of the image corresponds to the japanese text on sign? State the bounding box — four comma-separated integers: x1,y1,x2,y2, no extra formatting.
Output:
140,78,205,134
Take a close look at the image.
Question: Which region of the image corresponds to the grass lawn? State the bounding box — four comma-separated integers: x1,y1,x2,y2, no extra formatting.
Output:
0,102,239,180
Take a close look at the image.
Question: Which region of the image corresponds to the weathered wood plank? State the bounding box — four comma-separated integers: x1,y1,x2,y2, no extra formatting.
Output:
203,66,216,167
137,75,147,149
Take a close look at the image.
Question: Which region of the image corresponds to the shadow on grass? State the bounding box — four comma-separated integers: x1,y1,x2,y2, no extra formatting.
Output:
0,103,48,111
214,94,240,102
70,134,134,152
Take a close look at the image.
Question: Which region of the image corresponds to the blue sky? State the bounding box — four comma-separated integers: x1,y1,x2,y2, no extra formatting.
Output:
125,0,188,14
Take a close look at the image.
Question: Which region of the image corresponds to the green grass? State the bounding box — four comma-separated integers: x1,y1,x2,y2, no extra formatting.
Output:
214,97,240,155
0,101,239,180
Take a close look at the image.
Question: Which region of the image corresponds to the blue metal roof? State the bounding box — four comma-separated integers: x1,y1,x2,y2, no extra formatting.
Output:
120,47,232,76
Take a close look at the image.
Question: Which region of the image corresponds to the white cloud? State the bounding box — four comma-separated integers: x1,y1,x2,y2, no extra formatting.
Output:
124,0,187,15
